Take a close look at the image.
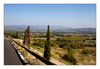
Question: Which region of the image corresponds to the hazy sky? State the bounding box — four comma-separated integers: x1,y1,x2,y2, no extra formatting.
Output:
4,4,96,28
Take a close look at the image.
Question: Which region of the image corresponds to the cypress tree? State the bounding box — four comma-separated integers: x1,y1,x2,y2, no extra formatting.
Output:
23,26,31,61
26,26,30,45
43,25,51,61
23,26,30,46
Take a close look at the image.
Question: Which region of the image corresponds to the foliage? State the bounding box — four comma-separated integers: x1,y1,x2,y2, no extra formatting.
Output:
14,31,19,38
23,26,31,45
82,49,96,56
6,31,20,38
32,39,45,48
43,25,51,61
62,54,76,65
4,31,10,37
56,35,96,49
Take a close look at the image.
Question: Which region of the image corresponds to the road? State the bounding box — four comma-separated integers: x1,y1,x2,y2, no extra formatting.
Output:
4,39,22,65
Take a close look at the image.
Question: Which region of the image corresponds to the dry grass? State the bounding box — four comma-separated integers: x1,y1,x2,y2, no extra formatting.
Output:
12,38,96,65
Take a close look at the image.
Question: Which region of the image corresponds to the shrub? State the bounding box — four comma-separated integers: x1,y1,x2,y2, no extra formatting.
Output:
32,39,45,48
62,54,76,65
82,49,95,55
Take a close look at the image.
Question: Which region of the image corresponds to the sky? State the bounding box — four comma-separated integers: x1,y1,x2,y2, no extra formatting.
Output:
4,4,96,28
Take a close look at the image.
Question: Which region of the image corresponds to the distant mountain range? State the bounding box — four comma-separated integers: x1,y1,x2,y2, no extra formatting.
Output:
4,25,96,33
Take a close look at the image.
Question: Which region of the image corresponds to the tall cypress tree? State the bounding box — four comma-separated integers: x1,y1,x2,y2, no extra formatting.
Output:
23,26,30,46
23,26,31,61
26,26,30,45
43,25,51,61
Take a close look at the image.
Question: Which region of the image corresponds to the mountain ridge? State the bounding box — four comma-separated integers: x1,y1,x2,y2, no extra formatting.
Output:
4,25,96,33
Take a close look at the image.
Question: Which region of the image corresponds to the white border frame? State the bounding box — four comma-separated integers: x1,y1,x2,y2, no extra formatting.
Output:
0,0,100,69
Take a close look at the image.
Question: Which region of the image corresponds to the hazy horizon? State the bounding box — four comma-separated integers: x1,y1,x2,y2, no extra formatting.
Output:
4,25,96,29
4,4,96,28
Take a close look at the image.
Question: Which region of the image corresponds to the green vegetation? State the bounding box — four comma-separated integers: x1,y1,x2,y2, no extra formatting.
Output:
62,54,76,65
14,31,19,38
82,49,96,56
4,25,96,65
32,39,45,48
43,25,51,61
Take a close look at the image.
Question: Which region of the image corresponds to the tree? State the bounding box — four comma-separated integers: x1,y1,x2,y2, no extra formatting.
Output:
43,25,51,61
23,26,31,61
23,26,31,46
15,31,19,38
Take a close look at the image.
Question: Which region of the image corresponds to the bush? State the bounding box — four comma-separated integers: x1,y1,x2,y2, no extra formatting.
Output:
32,39,45,48
82,49,95,56
62,54,76,65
